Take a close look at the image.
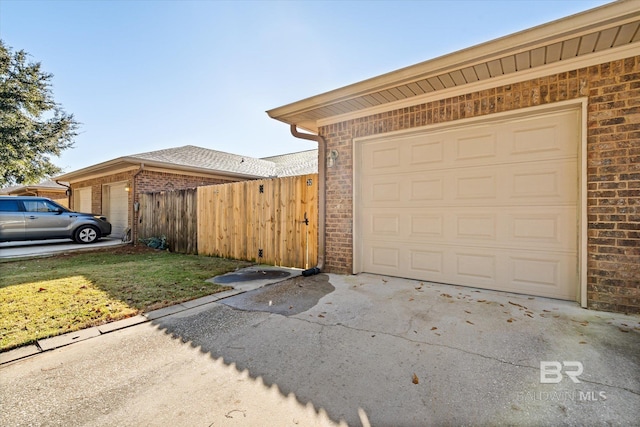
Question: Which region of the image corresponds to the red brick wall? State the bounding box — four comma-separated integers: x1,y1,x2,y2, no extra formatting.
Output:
70,169,238,242
319,56,640,313
132,170,232,241
70,171,135,215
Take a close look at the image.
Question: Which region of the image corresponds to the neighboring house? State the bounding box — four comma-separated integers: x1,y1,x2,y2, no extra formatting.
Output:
55,145,318,241
268,1,640,313
0,180,70,207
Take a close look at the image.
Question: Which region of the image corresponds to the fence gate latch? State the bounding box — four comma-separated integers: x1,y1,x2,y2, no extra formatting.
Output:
307,179,313,186
258,249,263,258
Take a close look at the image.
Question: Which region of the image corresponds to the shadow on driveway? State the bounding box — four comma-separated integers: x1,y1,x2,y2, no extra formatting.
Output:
149,273,640,426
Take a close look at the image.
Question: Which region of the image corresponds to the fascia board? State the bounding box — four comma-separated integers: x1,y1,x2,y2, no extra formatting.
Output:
266,1,639,122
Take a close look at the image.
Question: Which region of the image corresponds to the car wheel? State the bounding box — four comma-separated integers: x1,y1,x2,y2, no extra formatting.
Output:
74,225,100,244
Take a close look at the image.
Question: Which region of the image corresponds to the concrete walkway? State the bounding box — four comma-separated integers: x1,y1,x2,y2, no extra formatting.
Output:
0,237,124,259
1,272,639,426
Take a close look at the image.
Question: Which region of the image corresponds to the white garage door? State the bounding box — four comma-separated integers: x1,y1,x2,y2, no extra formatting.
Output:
75,187,91,213
106,182,129,239
357,108,580,300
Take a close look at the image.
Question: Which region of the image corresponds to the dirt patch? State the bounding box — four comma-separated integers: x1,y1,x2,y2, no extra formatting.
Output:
54,243,163,258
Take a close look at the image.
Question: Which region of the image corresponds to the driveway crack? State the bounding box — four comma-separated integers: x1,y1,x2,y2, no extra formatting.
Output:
289,315,640,396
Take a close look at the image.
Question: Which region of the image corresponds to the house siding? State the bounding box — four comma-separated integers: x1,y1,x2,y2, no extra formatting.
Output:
319,55,640,314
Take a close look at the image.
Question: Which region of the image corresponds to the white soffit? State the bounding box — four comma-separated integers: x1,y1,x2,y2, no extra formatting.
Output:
267,0,640,132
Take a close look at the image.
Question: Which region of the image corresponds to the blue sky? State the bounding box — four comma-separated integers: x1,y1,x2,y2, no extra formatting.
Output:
0,0,611,172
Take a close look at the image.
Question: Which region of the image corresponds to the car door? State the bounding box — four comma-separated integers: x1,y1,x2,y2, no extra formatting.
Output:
22,199,73,239
0,199,26,241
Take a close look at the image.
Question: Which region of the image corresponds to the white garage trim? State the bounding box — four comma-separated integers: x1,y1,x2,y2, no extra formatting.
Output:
353,99,588,305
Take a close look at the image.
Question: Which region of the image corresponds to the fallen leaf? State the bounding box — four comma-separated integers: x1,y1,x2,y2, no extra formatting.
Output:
508,301,527,309
477,299,486,303
619,328,629,333
579,341,587,344
525,313,533,318
431,327,438,330
412,373,419,384
466,320,474,325
37,287,46,292
440,293,452,298
543,310,551,313
464,310,471,314
318,314,325,318
79,285,87,289
507,318,515,323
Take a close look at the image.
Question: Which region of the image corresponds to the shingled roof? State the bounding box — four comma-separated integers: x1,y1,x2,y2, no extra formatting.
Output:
0,180,68,195
55,145,318,182
129,145,280,177
262,149,318,177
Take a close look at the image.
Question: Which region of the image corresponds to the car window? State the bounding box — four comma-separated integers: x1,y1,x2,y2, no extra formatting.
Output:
0,199,22,212
23,200,62,213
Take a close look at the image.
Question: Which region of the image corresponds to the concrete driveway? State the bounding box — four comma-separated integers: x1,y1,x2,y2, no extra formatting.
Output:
0,237,124,259
1,272,639,426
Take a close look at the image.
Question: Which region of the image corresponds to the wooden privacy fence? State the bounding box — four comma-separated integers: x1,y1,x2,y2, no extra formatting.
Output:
138,188,198,254
197,174,318,269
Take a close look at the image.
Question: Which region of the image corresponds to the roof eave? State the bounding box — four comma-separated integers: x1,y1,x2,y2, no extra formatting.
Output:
55,157,267,182
267,0,639,129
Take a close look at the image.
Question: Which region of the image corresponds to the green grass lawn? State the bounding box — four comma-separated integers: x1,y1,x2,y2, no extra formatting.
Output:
0,245,251,352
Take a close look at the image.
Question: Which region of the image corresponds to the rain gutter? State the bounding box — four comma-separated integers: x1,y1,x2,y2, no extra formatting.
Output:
290,124,325,275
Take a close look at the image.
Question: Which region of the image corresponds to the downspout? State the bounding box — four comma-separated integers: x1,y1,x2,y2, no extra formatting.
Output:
129,163,145,243
55,180,72,208
290,124,325,276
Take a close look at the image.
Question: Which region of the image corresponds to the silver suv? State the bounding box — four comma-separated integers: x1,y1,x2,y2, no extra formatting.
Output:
0,196,112,244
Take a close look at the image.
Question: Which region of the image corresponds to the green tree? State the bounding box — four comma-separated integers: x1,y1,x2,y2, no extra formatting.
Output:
0,40,78,187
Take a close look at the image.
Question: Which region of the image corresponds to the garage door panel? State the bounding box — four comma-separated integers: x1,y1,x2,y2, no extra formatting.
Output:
410,250,444,274
361,241,575,300
363,159,576,207
358,108,580,300
361,110,579,176
410,140,444,165
455,132,497,161
364,206,576,252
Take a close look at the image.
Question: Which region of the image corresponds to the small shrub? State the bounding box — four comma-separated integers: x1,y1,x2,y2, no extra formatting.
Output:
139,235,168,250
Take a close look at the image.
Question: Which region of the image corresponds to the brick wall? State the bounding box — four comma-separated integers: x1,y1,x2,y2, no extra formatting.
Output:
319,55,639,313
70,171,135,215
132,170,233,241
70,169,239,242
